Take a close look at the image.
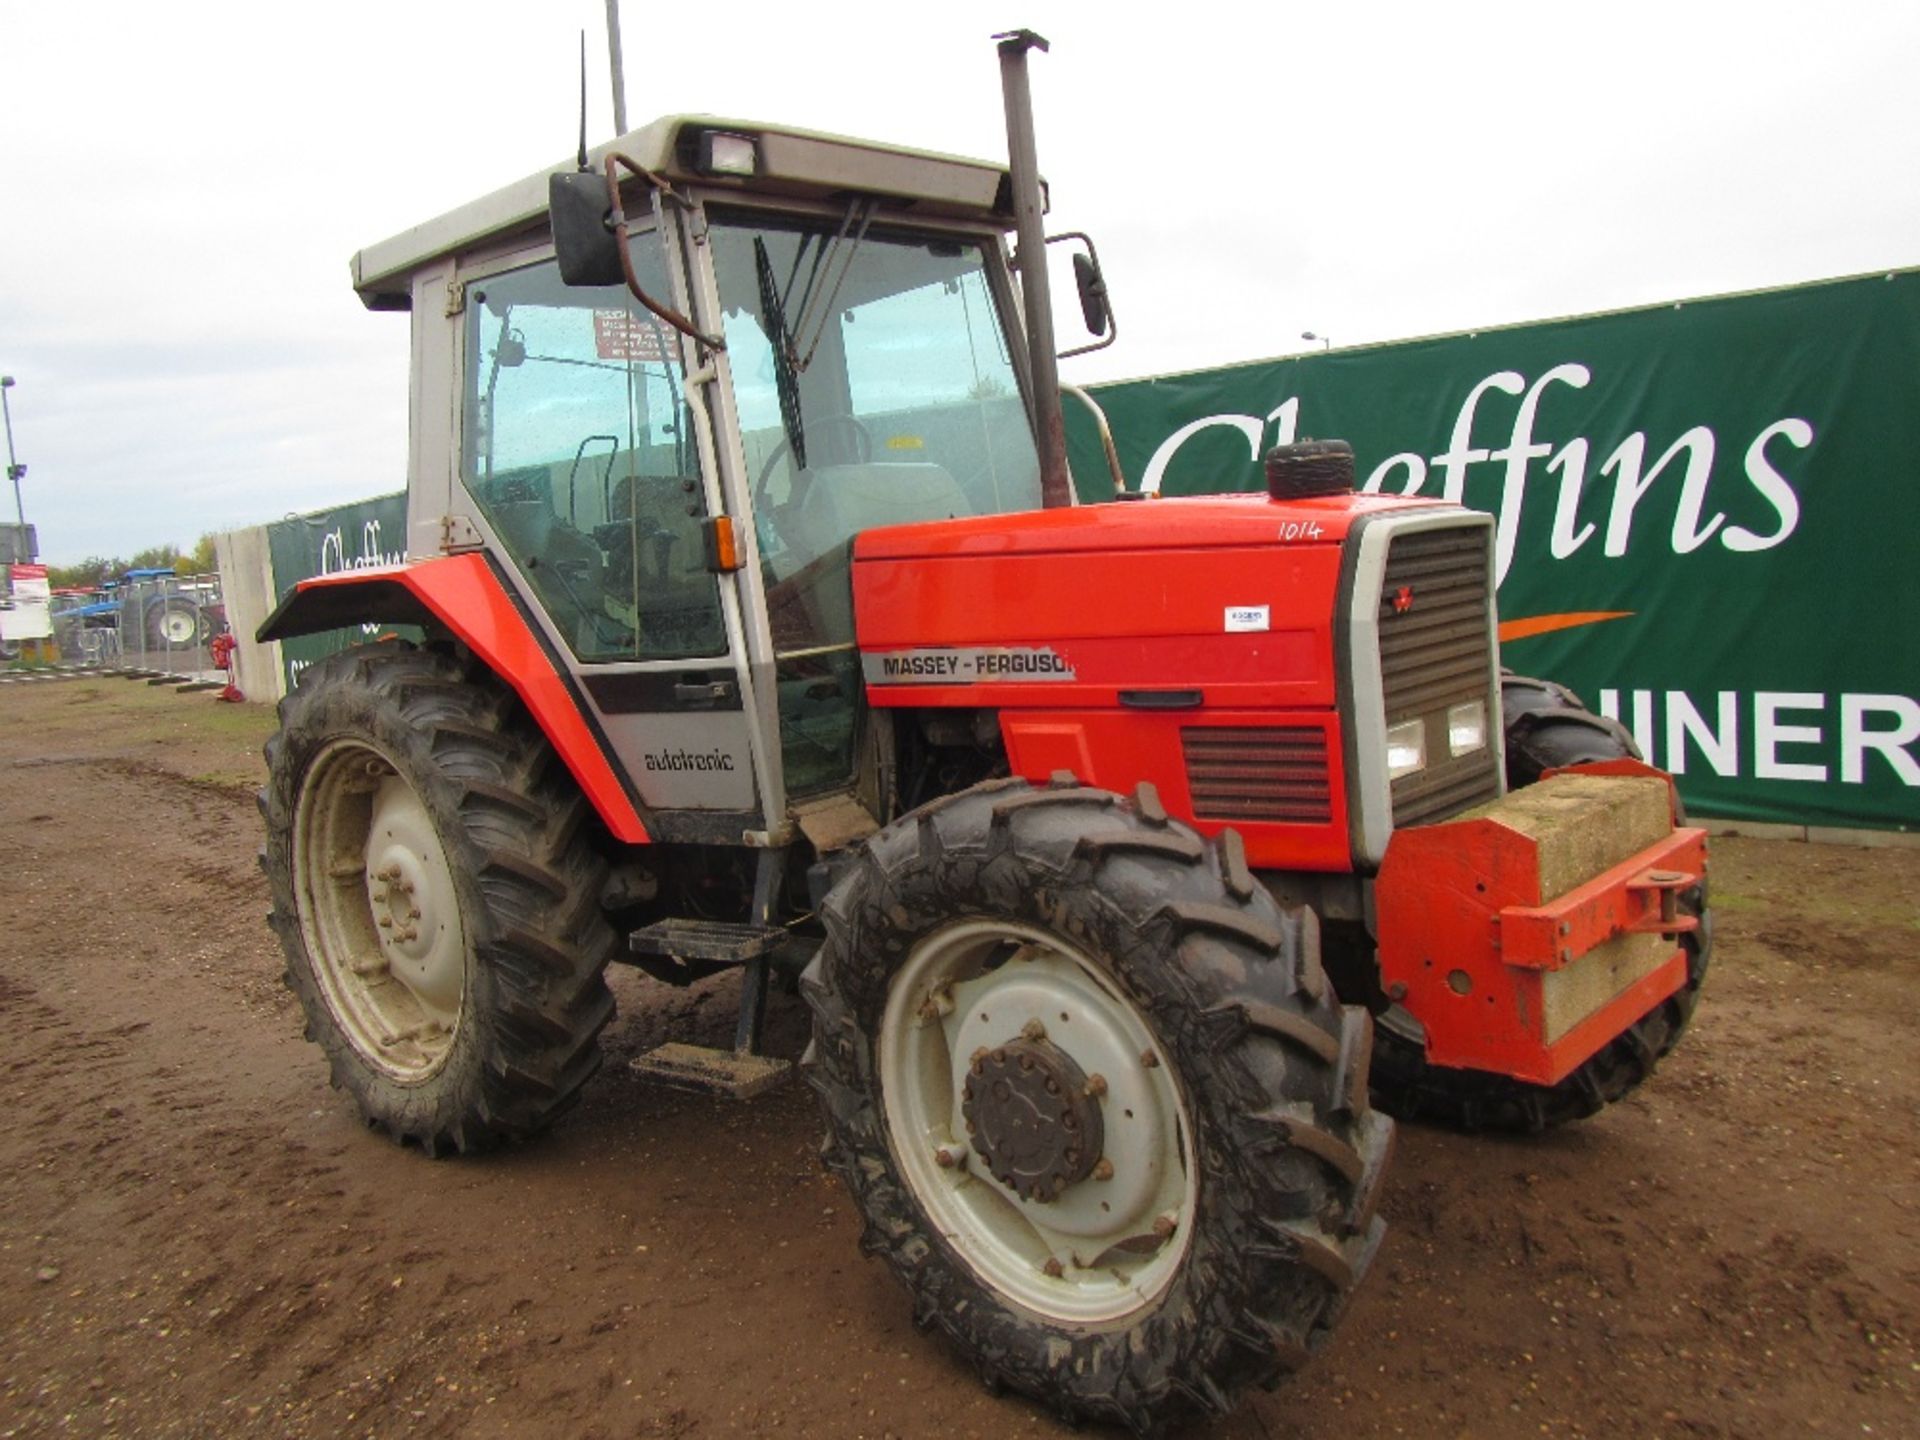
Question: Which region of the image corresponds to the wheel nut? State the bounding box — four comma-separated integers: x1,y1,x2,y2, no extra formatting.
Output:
970,1047,989,1068
1092,1159,1114,1182
1084,1073,1108,1098
378,916,393,928
935,1146,965,1170
1021,1018,1047,1042
1041,1257,1064,1279
1153,1212,1178,1240
1141,1049,1160,1069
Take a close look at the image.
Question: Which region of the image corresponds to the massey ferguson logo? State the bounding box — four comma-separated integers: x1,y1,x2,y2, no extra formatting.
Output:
862,646,1076,685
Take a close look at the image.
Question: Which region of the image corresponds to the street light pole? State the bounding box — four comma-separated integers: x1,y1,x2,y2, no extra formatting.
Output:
0,376,24,527
1301,331,1331,352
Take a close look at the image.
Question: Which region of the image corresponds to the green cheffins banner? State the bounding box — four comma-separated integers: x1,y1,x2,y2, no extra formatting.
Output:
265,492,414,695
1066,269,1919,831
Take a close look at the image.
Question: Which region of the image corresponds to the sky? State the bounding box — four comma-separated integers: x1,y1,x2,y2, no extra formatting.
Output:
2,0,1916,566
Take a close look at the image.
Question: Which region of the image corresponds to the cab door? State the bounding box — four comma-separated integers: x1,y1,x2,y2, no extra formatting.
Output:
450,215,775,839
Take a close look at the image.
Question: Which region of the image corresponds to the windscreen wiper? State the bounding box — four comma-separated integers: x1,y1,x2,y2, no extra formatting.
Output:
755,236,808,470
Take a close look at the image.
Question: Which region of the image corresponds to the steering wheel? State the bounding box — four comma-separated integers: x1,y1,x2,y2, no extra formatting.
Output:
753,414,875,514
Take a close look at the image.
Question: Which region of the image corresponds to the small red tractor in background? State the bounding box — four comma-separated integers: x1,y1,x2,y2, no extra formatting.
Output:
258,32,1708,1432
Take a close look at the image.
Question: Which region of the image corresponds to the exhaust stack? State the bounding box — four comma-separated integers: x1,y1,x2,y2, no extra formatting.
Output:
995,30,1072,510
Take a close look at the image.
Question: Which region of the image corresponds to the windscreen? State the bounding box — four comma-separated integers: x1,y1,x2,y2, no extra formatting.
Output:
709,215,1042,605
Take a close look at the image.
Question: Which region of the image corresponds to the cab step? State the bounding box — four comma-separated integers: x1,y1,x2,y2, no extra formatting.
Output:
628,918,787,965
628,1042,794,1100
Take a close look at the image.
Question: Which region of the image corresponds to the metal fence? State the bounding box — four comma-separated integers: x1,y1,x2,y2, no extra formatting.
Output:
49,574,231,684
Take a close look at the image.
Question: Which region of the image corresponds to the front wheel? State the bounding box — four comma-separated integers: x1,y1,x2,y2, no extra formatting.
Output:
805,777,1392,1433
262,643,616,1153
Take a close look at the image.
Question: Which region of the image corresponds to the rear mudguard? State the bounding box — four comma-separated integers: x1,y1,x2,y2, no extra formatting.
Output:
1374,760,1704,1085
257,554,649,843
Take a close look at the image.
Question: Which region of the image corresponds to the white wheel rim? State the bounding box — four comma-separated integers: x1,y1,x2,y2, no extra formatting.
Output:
292,739,466,1081
878,919,1197,1324
161,609,197,645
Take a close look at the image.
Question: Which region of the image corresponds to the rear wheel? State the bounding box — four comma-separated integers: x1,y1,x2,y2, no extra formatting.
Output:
263,643,616,1153
1369,672,1711,1132
148,596,202,649
805,777,1392,1433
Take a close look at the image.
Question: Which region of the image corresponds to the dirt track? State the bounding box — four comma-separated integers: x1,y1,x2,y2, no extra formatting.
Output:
2,677,1915,1439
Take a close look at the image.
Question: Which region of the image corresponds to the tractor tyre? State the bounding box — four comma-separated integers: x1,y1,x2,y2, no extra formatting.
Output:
1369,674,1712,1133
147,595,203,651
1499,669,1644,788
804,776,1392,1434
262,642,616,1155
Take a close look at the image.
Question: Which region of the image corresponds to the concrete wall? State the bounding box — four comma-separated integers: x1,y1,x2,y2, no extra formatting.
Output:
214,524,285,704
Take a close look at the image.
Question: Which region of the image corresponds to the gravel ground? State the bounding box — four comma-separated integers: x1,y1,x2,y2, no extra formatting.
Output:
2,676,1914,1439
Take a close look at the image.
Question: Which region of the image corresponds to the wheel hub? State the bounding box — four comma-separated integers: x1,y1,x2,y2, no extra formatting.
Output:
292,741,466,1081
963,1035,1105,1203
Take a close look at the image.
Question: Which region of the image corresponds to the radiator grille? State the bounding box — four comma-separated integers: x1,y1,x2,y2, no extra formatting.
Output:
1378,526,1501,827
1182,726,1332,824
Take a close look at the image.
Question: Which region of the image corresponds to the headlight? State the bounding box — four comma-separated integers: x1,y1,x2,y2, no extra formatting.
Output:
1447,700,1488,756
1386,718,1426,779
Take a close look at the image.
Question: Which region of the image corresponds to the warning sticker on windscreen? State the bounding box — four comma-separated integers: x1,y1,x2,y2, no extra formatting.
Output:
593,311,676,364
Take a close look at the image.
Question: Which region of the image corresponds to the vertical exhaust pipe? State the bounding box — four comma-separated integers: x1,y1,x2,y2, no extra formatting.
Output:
995,30,1072,510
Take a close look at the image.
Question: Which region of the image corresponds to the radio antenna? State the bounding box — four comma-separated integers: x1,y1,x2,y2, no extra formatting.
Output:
576,30,590,170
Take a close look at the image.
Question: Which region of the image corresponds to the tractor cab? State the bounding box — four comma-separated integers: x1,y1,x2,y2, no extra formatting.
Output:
328,113,1067,840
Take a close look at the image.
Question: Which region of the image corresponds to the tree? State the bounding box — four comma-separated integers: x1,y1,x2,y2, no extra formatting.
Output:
185,532,218,575
48,556,121,590
129,544,186,572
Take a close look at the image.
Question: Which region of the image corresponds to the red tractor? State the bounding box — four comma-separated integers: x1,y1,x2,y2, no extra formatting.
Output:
259,34,1708,1433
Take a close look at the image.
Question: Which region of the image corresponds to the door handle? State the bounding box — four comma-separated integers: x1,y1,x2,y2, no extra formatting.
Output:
674,679,737,706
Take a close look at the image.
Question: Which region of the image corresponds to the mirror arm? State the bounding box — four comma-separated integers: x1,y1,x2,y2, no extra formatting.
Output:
602,152,727,352
1061,383,1130,496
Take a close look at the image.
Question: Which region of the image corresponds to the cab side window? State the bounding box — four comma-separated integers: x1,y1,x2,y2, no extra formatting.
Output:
462,247,726,662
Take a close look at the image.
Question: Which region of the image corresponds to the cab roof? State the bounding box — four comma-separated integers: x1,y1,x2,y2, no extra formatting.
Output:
350,115,1020,311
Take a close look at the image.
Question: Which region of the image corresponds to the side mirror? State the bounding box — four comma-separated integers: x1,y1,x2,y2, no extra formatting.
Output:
549,171,625,287
545,156,728,351
1044,231,1117,360
1072,252,1109,337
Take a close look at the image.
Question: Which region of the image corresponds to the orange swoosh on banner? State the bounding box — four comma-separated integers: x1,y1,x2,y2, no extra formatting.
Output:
1497,611,1634,643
